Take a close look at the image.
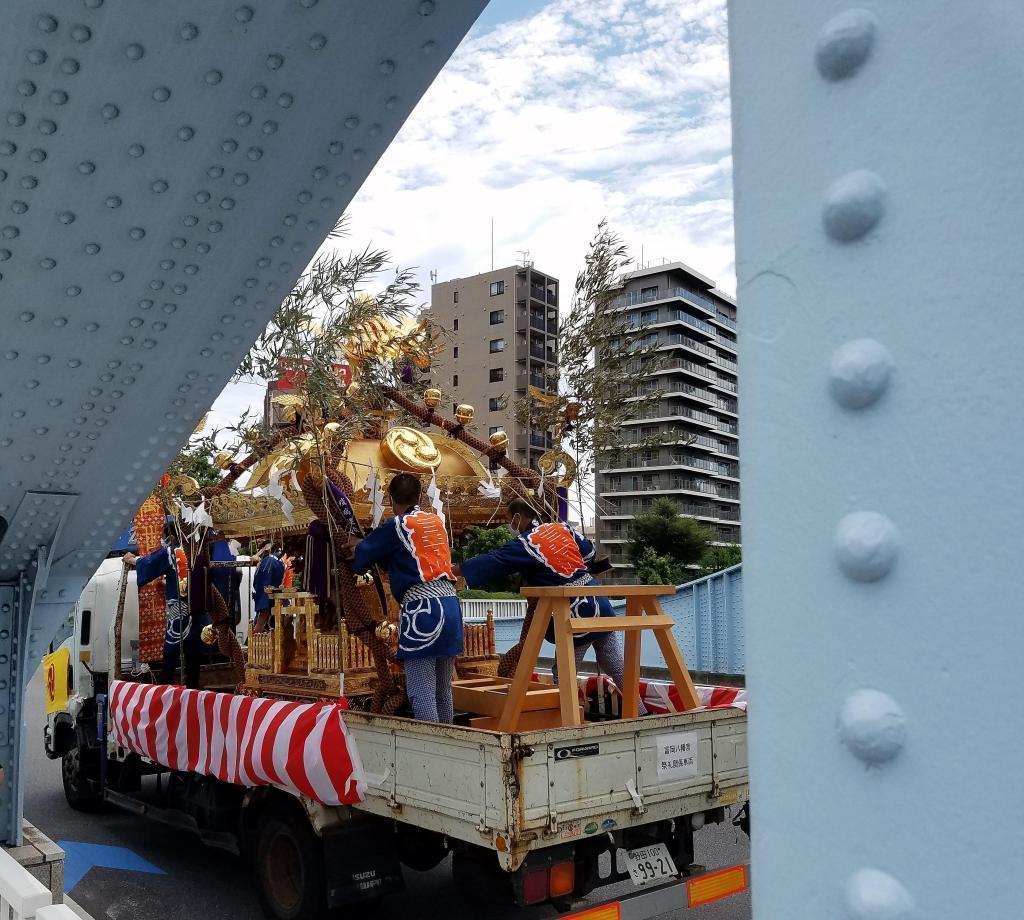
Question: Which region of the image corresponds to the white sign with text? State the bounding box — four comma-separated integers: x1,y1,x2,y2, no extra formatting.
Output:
655,731,700,782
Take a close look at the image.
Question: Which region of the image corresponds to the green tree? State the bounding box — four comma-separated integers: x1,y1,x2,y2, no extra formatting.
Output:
629,498,713,569
634,547,685,586
166,434,227,489
698,543,742,578
455,525,520,594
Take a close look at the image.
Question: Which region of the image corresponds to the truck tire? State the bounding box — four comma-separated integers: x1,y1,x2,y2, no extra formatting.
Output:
254,803,330,920
62,740,102,811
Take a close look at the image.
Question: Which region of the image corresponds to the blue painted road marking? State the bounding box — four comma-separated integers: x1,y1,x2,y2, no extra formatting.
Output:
57,841,165,890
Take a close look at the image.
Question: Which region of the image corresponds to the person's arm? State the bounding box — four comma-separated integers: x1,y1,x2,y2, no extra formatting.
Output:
352,522,398,575
133,546,173,589
572,528,597,564
461,540,524,589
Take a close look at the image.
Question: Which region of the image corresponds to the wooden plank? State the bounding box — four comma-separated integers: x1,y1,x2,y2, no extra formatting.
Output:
644,596,701,711
622,596,643,719
453,686,562,718
568,615,675,633
470,707,582,732
521,585,674,598
551,598,583,727
497,597,553,732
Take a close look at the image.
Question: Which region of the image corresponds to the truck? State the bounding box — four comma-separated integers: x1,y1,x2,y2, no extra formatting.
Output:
43,558,750,920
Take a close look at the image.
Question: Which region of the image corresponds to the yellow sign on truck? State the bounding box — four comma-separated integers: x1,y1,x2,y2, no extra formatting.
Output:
42,647,70,715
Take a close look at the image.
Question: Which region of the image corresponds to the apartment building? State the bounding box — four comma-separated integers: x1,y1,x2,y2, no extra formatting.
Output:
595,262,739,578
429,264,559,467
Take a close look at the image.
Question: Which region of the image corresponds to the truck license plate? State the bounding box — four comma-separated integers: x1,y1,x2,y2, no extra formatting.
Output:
625,843,678,887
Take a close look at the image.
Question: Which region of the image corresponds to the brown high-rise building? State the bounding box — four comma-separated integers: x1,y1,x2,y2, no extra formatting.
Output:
428,264,559,468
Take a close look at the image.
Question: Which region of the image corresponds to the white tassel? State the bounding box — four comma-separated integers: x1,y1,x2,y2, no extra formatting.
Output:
426,469,447,536
367,464,385,528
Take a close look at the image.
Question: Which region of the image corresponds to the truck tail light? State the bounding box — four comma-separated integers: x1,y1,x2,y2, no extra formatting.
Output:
521,866,549,905
549,860,575,898
686,864,749,907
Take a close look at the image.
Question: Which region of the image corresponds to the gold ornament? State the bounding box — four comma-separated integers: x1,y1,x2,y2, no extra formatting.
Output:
214,450,234,470
563,401,582,423
489,430,509,452
423,388,442,409
455,404,475,425
200,624,218,646
375,622,397,642
538,449,578,488
383,427,442,472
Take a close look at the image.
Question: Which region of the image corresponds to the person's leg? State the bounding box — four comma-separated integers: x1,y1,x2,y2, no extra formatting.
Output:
551,641,589,685
159,644,181,685
404,657,440,722
591,631,649,716
434,657,456,724
184,652,202,690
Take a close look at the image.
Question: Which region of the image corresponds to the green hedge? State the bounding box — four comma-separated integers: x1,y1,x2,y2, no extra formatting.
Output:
457,588,522,601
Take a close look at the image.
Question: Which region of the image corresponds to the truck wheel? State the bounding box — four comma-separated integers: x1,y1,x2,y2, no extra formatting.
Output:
62,742,101,811
254,803,329,920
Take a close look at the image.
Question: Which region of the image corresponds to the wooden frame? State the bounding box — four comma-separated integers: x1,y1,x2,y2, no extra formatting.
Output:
453,585,702,732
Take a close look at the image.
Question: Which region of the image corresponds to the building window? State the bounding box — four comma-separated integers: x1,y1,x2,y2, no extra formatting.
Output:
641,285,659,299
489,368,504,383
453,346,459,359
453,318,459,332
489,425,501,435
488,397,504,411
489,338,505,353
489,309,504,325
489,280,505,296
454,291,459,304
452,374,458,387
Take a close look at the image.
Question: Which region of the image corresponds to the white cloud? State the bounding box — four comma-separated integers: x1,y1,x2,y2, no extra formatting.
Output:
210,0,734,431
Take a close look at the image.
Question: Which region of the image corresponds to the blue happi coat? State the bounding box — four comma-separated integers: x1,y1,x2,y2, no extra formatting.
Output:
135,544,207,655
461,522,615,645
353,507,464,662
252,552,285,613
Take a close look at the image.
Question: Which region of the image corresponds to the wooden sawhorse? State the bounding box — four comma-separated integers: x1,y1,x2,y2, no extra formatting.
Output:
495,585,701,731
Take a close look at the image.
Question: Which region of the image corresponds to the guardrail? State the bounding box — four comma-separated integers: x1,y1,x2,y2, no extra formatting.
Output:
0,847,55,920
491,565,744,676
460,598,528,622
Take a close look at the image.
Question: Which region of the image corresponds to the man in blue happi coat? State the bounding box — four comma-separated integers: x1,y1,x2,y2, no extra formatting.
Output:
347,473,464,723
252,543,286,633
124,522,210,688
459,498,647,716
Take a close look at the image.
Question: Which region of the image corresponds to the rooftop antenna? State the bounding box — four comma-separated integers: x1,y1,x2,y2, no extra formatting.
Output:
490,217,494,271
517,249,531,269
429,269,437,284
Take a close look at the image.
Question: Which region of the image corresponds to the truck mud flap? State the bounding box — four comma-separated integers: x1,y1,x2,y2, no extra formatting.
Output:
324,820,405,907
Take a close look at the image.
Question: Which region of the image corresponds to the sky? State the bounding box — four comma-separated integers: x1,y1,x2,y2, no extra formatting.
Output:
208,0,734,431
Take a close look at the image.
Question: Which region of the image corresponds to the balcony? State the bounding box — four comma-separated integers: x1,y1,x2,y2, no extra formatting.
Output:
621,404,719,429
529,344,546,359
709,377,738,394
530,433,553,449
612,285,723,318
529,373,546,388
714,311,737,330
712,354,738,373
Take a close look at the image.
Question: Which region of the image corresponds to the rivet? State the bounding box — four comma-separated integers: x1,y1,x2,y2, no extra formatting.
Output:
126,43,145,61
71,24,92,43
105,195,122,209
830,339,893,409
378,59,395,75
10,201,27,215
263,120,278,135
151,179,169,193
3,350,15,359
7,113,26,128
152,86,171,103
40,257,56,269
421,40,437,55
0,141,15,157
816,9,878,82
312,165,327,180
320,196,334,209
236,111,252,127
352,147,365,160
109,271,124,283
309,34,327,51
194,190,211,204
205,69,223,85
60,58,80,75
297,190,312,203
300,0,318,7
233,172,249,186
247,146,263,161
50,90,68,106
38,119,57,136
235,6,254,23
129,227,145,240
66,284,81,297
37,14,59,33
835,511,898,582
278,93,294,108
17,81,35,98
283,214,297,227
196,242,211,254
67,359,81,368
160,259,174,271
839,689,906,765
183,215,199,227
84,322,98,332
84,242,100,254
822,169,885,242
171,237,187,249
178,126,195,142
2,226,19,239
222,138,238,153
27,49,48,65
335,173,350,187
179,22,199,41
344,116,360,129
418,0,435,14
384,96,398,110
267,53,284,70
208,221,222,234
102,103,119,121
250,84,267,100
52,318,66,328
845,868,913,920
0,250,9,261
78,160,95,174
25,380,39,389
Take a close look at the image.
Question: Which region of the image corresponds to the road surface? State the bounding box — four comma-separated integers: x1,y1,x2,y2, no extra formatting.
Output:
23,669,750,920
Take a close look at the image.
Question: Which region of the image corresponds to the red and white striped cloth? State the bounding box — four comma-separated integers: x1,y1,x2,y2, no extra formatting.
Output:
109,680,366,806
574,674,747,715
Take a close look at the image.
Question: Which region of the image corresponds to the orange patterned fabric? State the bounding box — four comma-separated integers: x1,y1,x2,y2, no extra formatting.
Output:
134,495,167,662
400,511,455,583
526,523,587,577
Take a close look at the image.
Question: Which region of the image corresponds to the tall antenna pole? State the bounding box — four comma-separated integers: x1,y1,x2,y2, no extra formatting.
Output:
490,217,494,271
